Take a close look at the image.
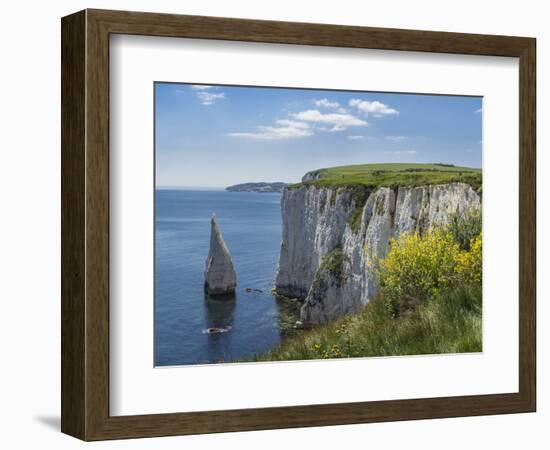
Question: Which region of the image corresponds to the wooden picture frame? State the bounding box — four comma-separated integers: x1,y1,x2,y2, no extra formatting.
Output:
61,9,536,441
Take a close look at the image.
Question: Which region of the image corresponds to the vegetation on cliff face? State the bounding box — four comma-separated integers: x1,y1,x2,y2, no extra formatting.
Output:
347,185,372,233
349,208,363,233
248,211,482,362
292,163,482,191
313,248,348,289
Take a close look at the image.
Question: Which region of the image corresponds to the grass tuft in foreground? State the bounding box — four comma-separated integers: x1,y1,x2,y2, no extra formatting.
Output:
247,285,481,362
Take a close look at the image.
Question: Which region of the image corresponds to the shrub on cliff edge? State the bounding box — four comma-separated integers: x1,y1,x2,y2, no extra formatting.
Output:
378,229,461,315
447,208,482,250
378,228,482,315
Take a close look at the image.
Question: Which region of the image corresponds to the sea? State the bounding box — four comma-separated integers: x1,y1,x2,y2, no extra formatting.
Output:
154,189,299,366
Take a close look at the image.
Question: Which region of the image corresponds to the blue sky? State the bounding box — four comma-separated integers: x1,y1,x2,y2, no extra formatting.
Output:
155,83,482,188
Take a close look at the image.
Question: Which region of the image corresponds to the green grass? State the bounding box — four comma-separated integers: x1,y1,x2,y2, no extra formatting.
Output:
293,163,482,191
313,248,348,288
246,285,482,362
349,208,363,233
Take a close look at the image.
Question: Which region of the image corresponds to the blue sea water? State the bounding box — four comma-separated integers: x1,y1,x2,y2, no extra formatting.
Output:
155,189,297,366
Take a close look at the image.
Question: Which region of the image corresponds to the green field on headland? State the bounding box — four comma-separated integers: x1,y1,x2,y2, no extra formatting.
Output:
294,163,482,190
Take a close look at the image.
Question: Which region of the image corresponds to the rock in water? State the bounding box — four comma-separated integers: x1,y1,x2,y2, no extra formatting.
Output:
204,214,237,296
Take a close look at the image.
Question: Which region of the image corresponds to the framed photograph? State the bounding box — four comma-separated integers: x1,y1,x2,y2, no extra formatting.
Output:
61,9,536,440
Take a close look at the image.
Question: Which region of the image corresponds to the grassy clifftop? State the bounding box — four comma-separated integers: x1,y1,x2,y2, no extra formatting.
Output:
295,163,482,190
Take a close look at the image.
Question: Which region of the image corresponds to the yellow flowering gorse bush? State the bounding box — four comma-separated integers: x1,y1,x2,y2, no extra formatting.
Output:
378,228,482,314
456,233,482,284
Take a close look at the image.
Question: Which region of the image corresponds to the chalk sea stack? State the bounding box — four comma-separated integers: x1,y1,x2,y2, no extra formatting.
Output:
204,214,237,296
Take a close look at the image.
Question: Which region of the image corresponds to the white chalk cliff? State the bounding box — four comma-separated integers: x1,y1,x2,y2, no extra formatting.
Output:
274,183,481,324
204,214,237,296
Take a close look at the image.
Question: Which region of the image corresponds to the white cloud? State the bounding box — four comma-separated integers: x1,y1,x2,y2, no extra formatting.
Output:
290,109,367,131
228,119,312,140
385,135,406,142
314,98,340,109
197,91,225,105
347,135,364,140
393,150,417,155
275,119,310,129
350,99,399,116
191,85,214,90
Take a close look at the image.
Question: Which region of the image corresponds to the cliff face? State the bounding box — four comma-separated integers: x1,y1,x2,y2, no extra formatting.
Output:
274,183,481,324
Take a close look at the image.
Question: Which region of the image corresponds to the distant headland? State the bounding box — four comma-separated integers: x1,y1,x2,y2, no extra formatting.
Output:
225,182,287,193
